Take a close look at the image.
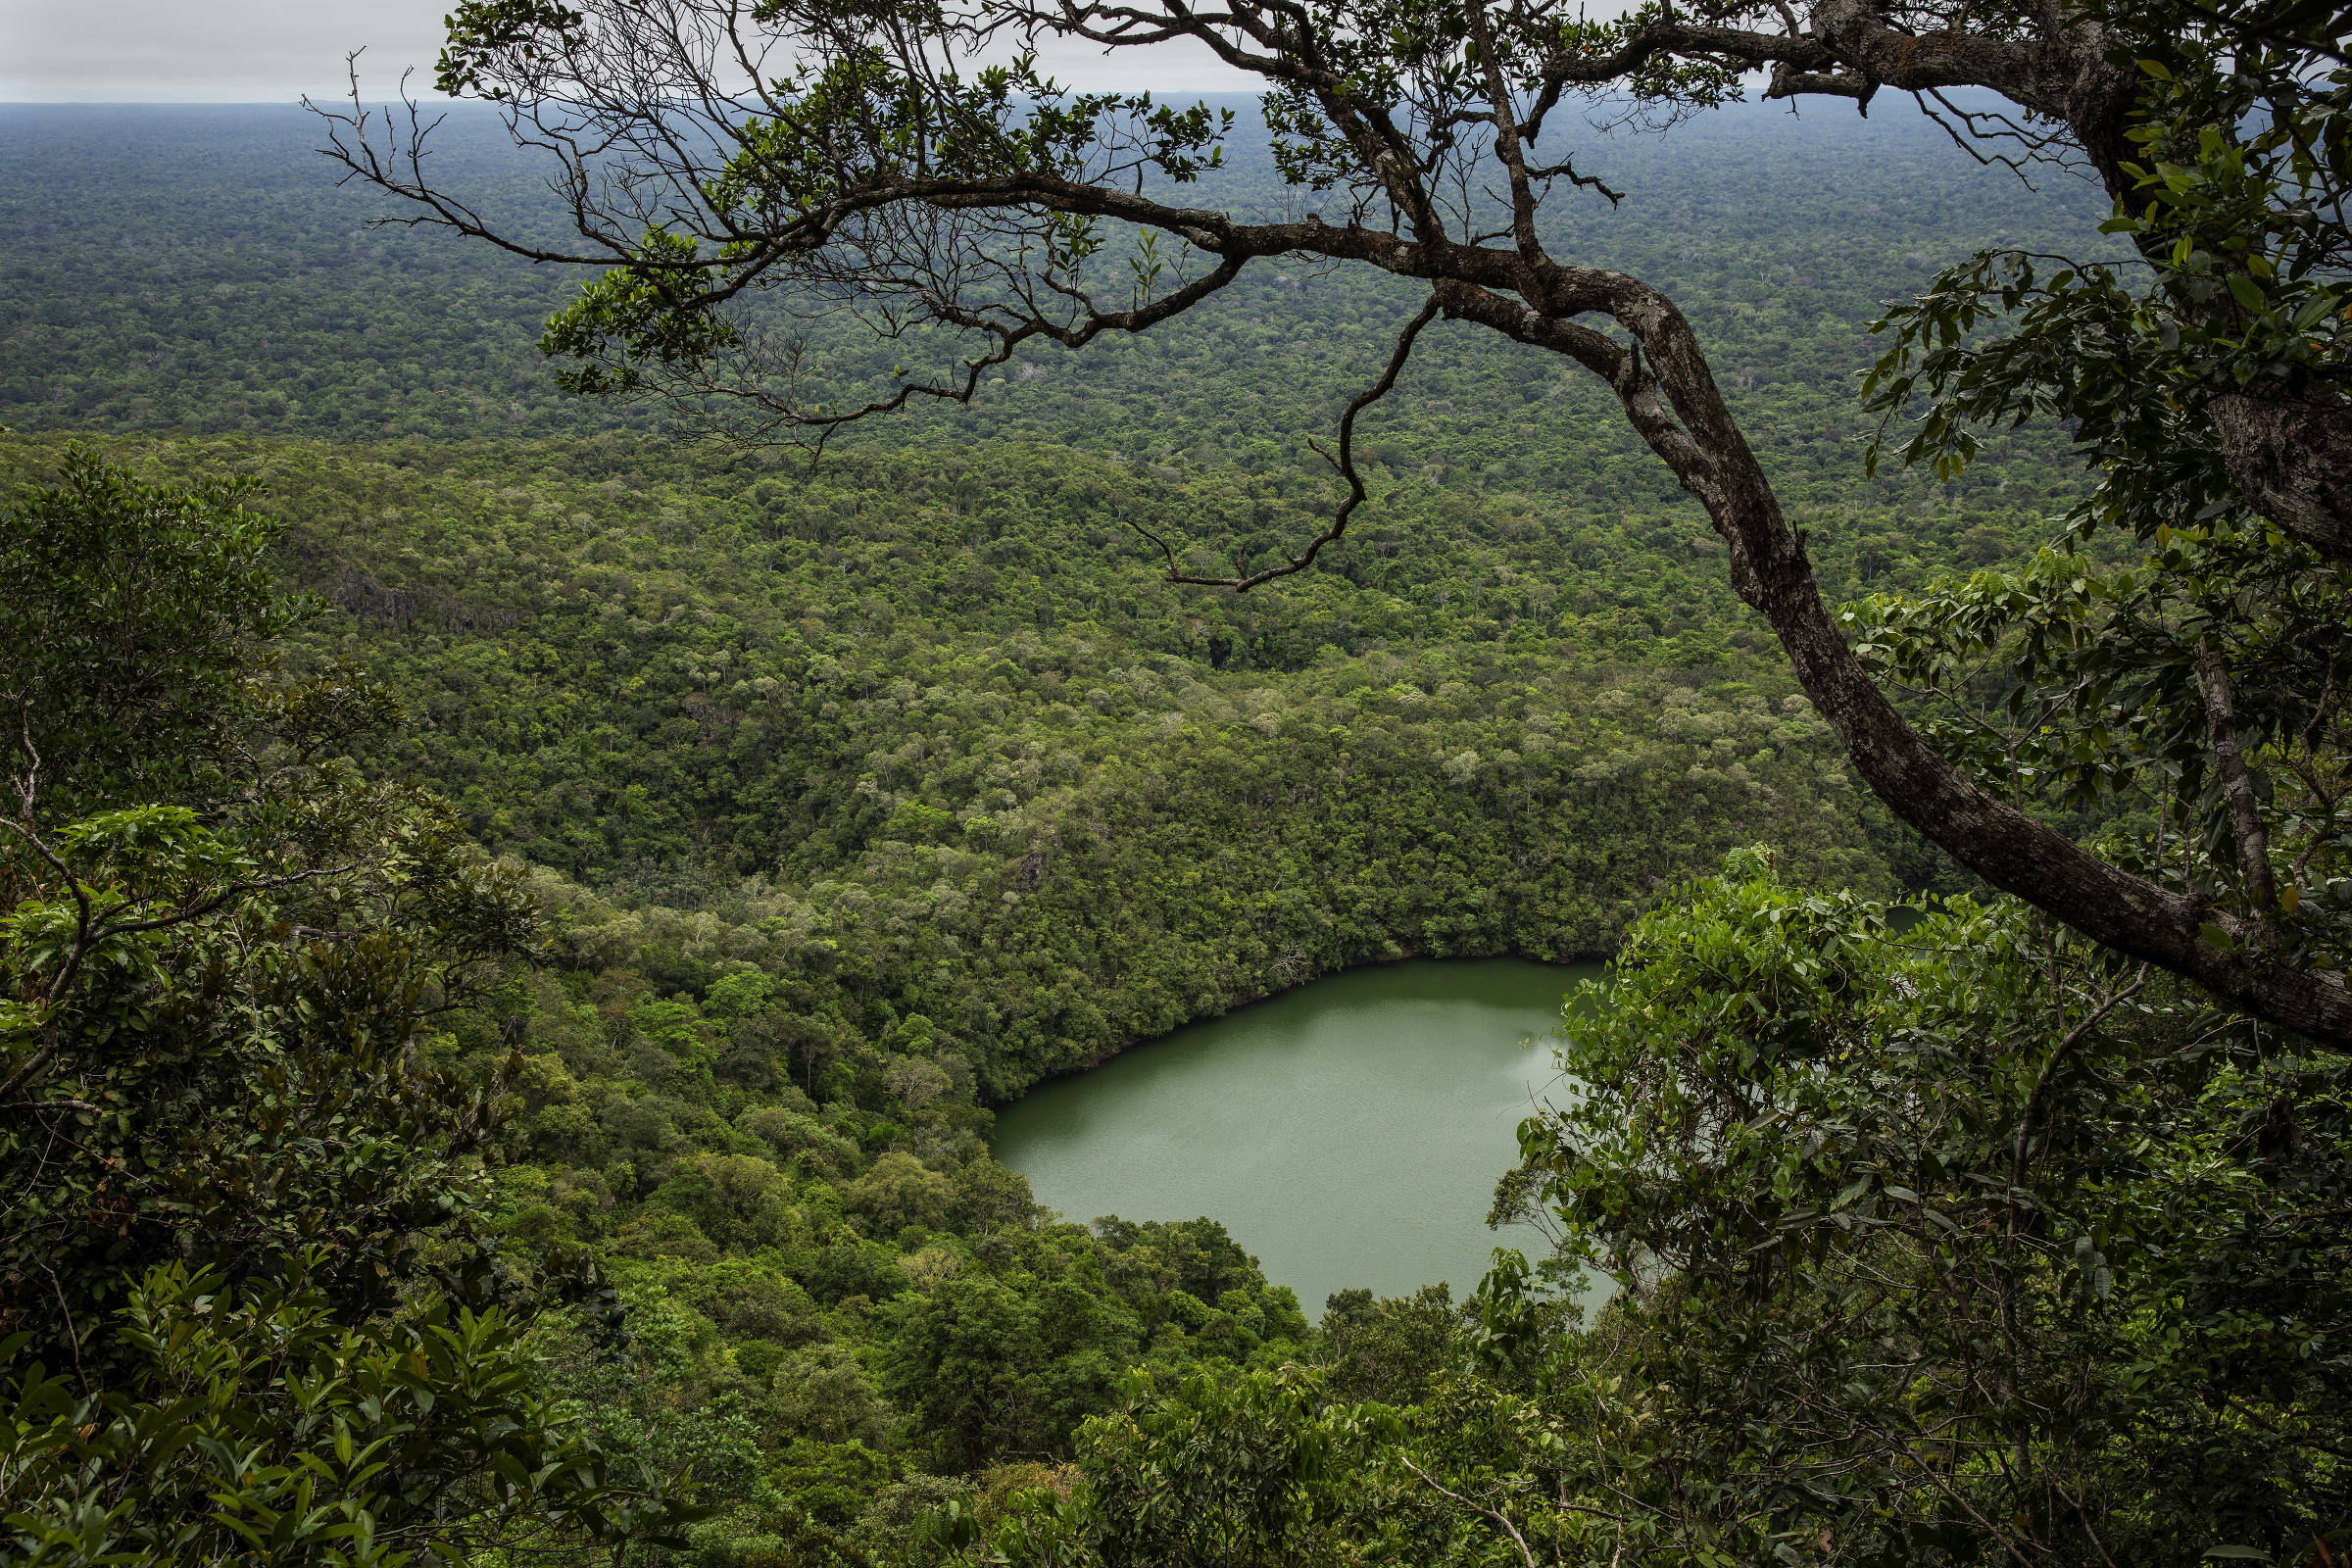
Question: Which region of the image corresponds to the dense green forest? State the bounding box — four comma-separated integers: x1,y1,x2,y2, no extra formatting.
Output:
0,424,1957,1101
0,100,2112,510
0,432,1928,1561
5,19,2348,1562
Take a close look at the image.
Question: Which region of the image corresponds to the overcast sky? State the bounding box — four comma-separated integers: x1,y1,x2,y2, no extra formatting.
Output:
0,0,1262,101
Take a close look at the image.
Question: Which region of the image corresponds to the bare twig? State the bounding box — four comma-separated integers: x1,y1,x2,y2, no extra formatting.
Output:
1130,293,1442,591
1399,1457,1544,1568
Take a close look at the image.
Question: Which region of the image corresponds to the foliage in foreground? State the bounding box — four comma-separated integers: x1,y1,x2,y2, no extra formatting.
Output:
0,455,691,1563
1,1262,674,1566
970,855,2352,1566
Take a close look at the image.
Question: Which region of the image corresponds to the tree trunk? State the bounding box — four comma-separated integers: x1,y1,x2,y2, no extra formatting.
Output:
2211,391,2352,561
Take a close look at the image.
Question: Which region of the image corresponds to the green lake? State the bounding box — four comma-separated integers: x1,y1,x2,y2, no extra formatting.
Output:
991,957,1598,1315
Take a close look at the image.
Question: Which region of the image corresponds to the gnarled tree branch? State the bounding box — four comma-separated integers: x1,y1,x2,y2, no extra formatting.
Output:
313,0,2352,1044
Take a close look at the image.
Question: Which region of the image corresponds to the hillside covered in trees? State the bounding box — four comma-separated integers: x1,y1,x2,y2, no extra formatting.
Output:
0,423,1954,1097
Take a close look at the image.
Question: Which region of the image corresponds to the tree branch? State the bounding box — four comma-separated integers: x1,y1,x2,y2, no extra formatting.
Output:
1131,292,1442,590
310,0,2352,1045
2197,638,2281,921
1400,1457,1543,1568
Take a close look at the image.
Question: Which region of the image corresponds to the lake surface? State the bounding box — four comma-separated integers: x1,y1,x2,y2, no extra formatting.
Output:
992,958,1597,1315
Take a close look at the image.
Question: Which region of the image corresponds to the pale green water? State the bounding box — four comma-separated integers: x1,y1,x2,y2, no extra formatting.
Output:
992,958,1596,1316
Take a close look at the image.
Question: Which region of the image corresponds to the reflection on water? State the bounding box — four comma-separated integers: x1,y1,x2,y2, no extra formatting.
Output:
991,958,1596,1315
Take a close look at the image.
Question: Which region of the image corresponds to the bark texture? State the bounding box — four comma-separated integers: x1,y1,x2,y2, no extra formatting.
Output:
2212,392,2352,560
